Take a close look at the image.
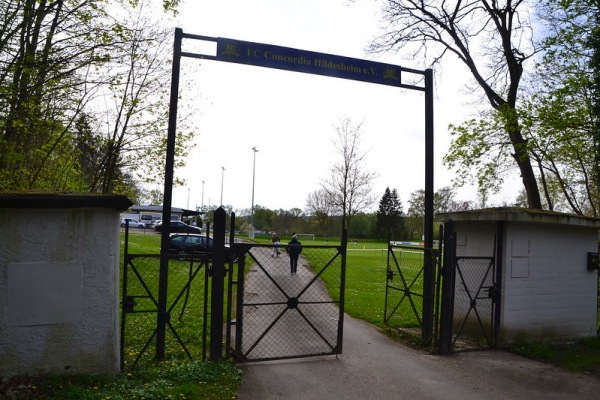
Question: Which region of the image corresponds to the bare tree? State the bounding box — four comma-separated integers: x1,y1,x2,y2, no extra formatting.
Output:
321,118,377,231
370,0,542,209
91,1,196,194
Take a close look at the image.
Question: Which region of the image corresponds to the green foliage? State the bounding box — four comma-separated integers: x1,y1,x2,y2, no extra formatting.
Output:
0,1,195,197
444,111,513,199
0,361,241,400
509,336,600,379
375,187,405,240
375,0,543,208
520,0,599,215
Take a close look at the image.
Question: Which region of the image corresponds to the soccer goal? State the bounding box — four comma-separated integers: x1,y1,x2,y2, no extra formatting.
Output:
295,233,315,241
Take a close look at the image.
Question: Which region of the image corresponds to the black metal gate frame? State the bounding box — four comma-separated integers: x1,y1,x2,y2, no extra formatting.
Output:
385,245,426,328
120,226,212,369
227,241,346,362
452,256,496,349
160,28,435,360
438,220,502,354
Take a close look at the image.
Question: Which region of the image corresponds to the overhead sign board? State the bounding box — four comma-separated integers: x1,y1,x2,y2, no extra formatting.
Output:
216,37,402,87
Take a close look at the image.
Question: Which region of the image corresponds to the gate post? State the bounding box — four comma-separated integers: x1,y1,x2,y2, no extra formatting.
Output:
439,219,456,354
210,207,227,360
157,27,183,361
336,228,348,353
422,68,435,343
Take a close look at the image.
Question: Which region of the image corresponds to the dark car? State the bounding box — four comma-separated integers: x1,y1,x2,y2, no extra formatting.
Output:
168,234,236,261
155,221,202,234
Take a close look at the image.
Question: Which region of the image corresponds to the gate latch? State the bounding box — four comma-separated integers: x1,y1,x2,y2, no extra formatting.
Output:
123,295,136,313
486,285,500,301
386,269,394,281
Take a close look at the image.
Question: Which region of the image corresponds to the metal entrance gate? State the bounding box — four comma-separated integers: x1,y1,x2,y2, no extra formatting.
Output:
120,228,212,369
120,211,347,367
384,244,441,342
226,235,347,362
438,220,501,353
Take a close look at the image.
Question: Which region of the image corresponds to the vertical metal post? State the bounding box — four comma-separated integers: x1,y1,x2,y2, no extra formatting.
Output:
250,147,258,239
337,228,348,354
202,221,210,361
225,212,236,358
220,166,225,205
422,68,435,343
120,224,130,370
494,221,505,349
156,27,183,360
210,207,227,360
235,247,246,358
439,219,456,354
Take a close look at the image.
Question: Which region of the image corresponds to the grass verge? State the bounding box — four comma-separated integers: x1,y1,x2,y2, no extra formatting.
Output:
0,360,241,400
507,336,600,379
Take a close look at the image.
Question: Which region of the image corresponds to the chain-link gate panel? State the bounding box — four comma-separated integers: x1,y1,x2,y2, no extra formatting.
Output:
452,256,496,350
229,244,345,362
384,246,429,336
121,254,210,369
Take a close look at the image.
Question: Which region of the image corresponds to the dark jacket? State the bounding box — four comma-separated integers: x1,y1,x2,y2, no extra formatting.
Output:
286,237,302,257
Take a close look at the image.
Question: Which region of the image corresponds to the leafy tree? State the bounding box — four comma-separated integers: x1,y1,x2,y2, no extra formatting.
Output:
321,118,377,232
375,187,405,240
90,1,196,194
305,188,336,236
407,186,473,239
0,1,113,190
251,205,276,232
371,0,542,208
348,212,374,239
441,1,600,215
521,0,597,215
0,0,193,197
591,4,600,208
408,186,471,216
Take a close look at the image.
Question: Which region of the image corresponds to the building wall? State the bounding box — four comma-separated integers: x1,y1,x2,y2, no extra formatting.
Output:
453,219,598,342
0,206,121,377
501,222,598,340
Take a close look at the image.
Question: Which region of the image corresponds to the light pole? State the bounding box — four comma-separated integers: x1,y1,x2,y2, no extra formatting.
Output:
201,180,205,211
220,167,225,206
250,146,258,239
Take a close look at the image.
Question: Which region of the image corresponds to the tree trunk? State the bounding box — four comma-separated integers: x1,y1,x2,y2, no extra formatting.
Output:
509,129,542,209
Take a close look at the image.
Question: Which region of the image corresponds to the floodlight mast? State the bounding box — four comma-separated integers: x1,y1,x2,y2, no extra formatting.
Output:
250,146,258,239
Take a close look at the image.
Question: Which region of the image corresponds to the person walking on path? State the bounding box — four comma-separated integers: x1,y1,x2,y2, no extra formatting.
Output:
285,234,302,274
271,233,281,257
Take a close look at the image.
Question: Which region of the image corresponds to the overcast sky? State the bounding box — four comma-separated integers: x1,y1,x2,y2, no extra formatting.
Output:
164,0,517,212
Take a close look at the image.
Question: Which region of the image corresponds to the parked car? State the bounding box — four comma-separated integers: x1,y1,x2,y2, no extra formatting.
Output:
169,234,212,259
155,220,202,234
120,218,145,228
168,233,235,261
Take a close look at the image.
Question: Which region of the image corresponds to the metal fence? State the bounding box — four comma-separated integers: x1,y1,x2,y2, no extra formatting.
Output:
384,245,441,343
120,253,211,369
450,256,497,351
120,214,348,368
228,242,346,362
